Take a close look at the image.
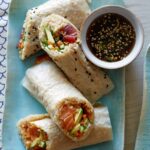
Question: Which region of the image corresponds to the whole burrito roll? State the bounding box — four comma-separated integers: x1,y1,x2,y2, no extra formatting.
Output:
17,104,112,150
39,14,114,103
17,0,91,60
22,61,94,141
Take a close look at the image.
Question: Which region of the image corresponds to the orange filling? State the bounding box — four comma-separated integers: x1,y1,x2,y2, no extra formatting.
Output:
35,54,51,65
59,104,91,138
18,41,24,49
21,123,48,150
60,105,76,131
18,31,25,50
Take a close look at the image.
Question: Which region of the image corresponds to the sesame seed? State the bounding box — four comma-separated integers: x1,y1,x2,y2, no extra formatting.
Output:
106,84,109,88
104,74,107,79
87,13,135,62
91,79,94,82
36,45,39,48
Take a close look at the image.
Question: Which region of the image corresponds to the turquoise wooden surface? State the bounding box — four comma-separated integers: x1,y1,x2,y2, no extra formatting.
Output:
2,0,125,150
135,46,150,150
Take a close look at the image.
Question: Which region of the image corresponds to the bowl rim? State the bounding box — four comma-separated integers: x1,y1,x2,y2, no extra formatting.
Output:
81,5,144,69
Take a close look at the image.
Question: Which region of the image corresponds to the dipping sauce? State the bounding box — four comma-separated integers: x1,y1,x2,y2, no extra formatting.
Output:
86,13,136,62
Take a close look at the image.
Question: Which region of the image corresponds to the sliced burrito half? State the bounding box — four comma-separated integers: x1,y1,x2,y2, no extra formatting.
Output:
17,104,112,150
39,14,114,103
17,0,91,60
22,61,94,141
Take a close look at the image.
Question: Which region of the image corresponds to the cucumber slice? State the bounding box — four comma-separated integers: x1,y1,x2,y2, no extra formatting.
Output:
74,108,83,125
45,28,55,44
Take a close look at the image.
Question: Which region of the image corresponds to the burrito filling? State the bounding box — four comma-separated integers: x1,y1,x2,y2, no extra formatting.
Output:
41,24,78,52
35,54,51,65
18,29,25,51
20,122,48,150
59,103,93,139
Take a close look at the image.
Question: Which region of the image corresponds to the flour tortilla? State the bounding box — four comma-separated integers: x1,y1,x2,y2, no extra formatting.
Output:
22,61,94,141
39,14,114,103
18,104,112,150
18,0,91,60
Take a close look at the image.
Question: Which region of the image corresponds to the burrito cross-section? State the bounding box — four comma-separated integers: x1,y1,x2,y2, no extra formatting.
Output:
17,105,112,150
22,61,94,141
17,0,91,60
39,14,114,103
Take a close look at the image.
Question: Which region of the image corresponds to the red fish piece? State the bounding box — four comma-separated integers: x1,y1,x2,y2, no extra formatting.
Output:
63,25,77,35
58,24,78,43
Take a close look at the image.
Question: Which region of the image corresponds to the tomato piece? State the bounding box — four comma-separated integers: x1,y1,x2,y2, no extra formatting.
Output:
63,35,77,43
77,132,84,138
80,121,84,126
82,114,87,119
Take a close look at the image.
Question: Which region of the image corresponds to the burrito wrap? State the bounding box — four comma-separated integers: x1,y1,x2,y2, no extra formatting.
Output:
22,61,94,141
39,14,114,103
18,105,112,150
18,0,91,60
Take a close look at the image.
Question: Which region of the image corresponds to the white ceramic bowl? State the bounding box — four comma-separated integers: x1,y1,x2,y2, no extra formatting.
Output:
81,5,144,69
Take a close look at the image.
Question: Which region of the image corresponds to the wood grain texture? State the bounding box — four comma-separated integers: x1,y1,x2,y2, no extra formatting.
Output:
124,0,150,150
134,46,150,150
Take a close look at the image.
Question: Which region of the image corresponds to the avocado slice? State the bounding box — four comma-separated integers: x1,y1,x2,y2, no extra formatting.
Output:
74,108,83,125
45,28,55,44
30,139,46,149
80,126,85,133
39,141,46,148
60,44,65,49
83,118,89,126
71,123,80,135
42,40,48,47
